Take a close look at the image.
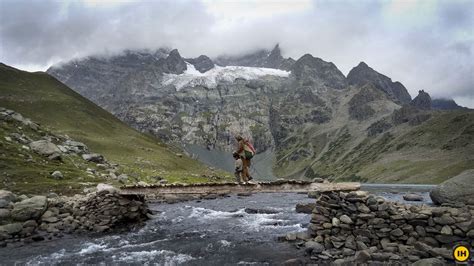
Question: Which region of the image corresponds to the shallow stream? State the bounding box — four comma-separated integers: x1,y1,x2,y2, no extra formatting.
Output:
0,185,434,265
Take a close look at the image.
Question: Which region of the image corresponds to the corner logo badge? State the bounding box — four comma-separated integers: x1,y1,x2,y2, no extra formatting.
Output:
453,245,470,263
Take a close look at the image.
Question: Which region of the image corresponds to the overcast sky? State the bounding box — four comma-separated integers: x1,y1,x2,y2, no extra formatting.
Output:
1,0,473,107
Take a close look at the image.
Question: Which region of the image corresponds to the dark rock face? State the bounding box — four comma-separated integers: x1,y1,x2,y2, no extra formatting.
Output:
264,44,284,68
347,62,412,104
291,54,348,90
392,105,431,126
367,120,392,137
160,49,187,74
214,44,295,70
215,49,269,67
410,90,432,110
432,98,465,110
430,170,474,205
348,85,385,121
186,55,214,73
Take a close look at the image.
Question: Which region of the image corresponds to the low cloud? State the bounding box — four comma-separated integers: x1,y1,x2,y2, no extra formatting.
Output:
0,0,473,106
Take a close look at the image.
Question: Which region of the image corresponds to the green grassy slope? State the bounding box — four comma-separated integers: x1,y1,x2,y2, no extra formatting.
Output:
296,110,474,184
0,63,230,194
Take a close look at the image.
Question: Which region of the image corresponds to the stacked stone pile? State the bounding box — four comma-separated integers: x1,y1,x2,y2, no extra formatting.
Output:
287,191,474,264
0,187,150,247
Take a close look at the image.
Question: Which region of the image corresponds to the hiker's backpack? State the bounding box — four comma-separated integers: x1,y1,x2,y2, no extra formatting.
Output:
244,140,256,159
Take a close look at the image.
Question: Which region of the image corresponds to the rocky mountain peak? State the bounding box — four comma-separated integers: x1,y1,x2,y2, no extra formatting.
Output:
161,49,187,74
267,44,283,62
410,90,432,110
186,55,215,73
291,54,348,89
347,61,412,104
431,98,465,110
356,61,369,69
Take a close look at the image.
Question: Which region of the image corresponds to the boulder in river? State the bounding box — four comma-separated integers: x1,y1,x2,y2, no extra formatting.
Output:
295,202,316,213
403,193,423,201
244,208,279,214
430,170,474,205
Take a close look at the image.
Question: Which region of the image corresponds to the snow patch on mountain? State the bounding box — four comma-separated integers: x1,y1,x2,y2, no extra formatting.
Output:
162,63,290,90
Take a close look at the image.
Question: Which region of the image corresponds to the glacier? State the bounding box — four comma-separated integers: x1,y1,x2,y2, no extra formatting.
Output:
162,63,290,90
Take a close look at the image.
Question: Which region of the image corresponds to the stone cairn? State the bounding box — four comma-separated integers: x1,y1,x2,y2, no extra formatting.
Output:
0,189,150,247
288,191,474,264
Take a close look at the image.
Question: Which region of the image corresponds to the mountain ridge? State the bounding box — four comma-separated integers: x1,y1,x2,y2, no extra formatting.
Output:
45,46,474,183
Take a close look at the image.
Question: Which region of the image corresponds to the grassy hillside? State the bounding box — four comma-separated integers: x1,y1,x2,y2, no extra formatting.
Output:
0,63,230,194
272,85,474,184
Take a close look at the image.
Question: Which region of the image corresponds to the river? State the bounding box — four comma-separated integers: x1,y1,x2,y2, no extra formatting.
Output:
0,186,435,265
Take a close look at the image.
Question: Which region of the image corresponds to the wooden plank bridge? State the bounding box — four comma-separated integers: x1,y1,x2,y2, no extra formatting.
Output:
120,180,361,202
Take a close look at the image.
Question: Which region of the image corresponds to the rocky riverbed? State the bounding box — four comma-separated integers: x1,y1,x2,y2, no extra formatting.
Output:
0,186,150,247
1,187,463,265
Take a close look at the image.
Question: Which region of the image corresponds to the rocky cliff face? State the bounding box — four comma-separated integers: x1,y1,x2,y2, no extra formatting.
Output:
47,46,474,183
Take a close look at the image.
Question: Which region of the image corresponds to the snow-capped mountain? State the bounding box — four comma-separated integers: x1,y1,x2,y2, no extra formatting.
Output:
162,63,290,90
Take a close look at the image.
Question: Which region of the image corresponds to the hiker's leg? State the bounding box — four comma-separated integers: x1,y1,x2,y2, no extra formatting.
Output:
234,171,241,183
242,158,249,182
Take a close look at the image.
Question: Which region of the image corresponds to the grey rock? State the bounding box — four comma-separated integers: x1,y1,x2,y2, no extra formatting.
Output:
48,153,62,161
23,220,38,228
82,153,106,163
433,214,455,225
51,171,63,179
29,140,61,156
305,241,325,254
295,203,316,213
62,140,89,154
285,232,297,241
354,250,371,263
412,258,444,266
244,208,278,214
430,170,474,205
0,209,10,220
0,199,9,208
11,196,48,221
434,234,461,244
282,258,304,266
440,225,452,235
403,193,424,201
0,190,16,203
0,223,23,235
339,215,353,224
467,229,474,238
390,228,404,237
431,247,452,260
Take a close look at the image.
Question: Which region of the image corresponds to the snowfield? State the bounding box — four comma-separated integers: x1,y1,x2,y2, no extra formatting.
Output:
162,63,290,90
